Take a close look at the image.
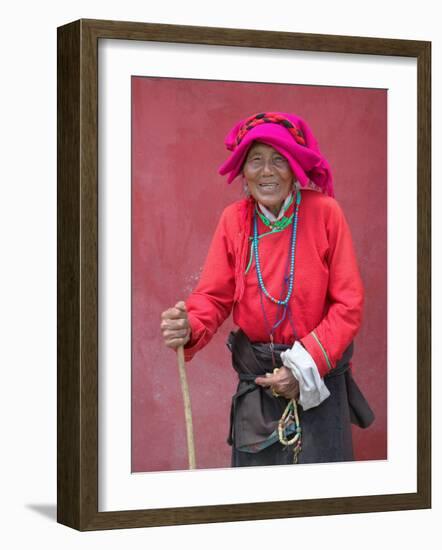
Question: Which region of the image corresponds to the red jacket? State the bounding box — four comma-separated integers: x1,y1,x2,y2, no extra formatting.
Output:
184,189,364,378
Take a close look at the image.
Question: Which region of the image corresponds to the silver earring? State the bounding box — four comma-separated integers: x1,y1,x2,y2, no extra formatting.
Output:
242,176,250,197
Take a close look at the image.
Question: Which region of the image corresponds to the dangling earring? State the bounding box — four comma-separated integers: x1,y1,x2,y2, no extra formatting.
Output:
242,175,250,197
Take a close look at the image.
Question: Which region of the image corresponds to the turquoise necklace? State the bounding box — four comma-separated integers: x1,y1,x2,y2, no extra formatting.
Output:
252,190,301,360
252,190,301,307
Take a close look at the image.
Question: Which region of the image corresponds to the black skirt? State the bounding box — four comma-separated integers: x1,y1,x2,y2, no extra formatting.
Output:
227,329,374,467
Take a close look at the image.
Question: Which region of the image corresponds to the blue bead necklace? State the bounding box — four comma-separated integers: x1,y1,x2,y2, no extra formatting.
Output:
252,190,301,354
252,191,301,306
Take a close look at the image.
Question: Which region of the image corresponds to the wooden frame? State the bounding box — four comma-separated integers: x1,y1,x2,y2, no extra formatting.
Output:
57,18,431,530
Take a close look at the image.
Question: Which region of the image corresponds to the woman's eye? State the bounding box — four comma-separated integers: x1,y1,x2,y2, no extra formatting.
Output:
273,156,288,166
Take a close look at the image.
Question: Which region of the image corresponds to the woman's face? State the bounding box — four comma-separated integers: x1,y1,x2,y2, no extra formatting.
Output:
242,142,294,214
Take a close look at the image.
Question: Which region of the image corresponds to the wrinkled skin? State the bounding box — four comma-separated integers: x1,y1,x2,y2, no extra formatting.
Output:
242,142,294,216
254,367,299,400
160,301,191,349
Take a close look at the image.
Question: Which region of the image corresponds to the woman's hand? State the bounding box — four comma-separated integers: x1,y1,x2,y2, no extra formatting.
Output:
160,301,191,349
255,366,300,400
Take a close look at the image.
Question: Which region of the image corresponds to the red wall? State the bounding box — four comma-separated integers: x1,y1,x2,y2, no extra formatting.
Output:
131,77,387,471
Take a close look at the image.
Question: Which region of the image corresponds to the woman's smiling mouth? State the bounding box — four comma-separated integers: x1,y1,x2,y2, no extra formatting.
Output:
258,182,280,191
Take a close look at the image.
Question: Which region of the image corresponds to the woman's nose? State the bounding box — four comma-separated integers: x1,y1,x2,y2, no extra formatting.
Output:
261,159,275,174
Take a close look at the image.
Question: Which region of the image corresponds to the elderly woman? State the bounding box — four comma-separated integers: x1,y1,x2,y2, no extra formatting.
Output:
161,112,373,467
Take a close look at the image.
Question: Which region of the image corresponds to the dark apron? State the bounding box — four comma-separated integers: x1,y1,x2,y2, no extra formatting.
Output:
227,329,375,467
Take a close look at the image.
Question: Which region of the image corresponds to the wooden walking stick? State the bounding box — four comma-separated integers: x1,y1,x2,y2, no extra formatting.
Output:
177,345,196,469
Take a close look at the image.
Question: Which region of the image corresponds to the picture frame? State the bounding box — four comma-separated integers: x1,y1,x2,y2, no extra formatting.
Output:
57,18,431,531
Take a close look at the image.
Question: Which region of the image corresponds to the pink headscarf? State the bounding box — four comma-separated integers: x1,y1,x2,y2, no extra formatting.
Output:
218,112,334,197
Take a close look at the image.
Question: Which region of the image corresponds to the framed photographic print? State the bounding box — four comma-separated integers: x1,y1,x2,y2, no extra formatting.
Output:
57,18,431,530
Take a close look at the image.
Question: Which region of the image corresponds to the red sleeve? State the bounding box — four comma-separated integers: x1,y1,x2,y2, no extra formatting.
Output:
300,200,364,377
183,207,236,361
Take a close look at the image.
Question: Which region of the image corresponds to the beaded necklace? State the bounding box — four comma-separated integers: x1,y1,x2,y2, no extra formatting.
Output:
252,190,301,349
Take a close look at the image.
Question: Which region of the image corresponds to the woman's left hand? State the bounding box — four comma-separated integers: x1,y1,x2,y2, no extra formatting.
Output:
255,366,300,400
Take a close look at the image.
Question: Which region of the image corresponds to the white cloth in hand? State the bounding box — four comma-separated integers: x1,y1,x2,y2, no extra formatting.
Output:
280,342,330,410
